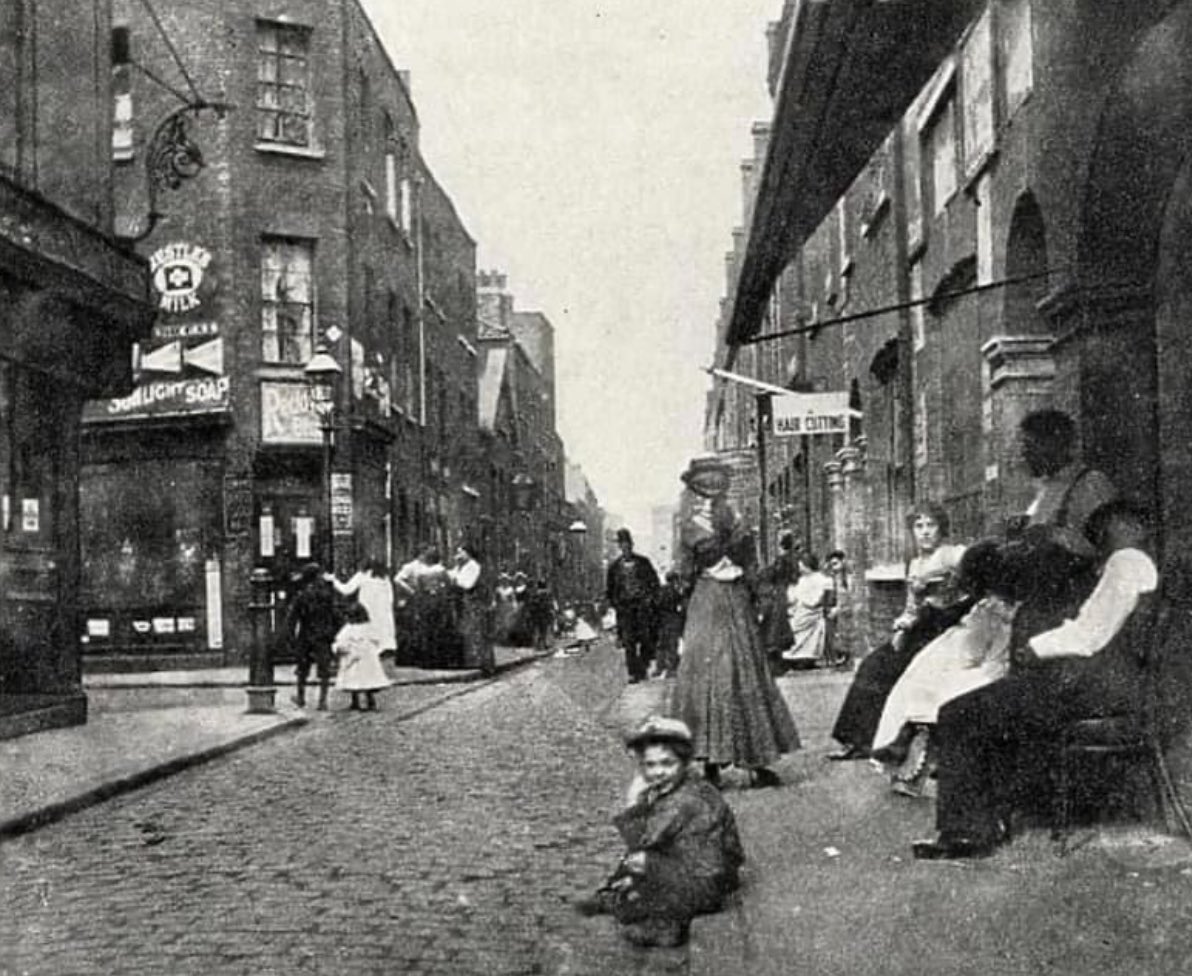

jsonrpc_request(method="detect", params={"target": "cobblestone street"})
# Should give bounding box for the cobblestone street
[1,645,686,976]
[7,641,1192,976]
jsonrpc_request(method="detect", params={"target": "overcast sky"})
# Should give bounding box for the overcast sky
[364,0,777,534]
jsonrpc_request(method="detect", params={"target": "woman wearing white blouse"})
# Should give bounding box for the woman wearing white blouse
[450,543,495,675]
[327,559,396,657]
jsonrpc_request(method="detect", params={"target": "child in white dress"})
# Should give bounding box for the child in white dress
[334,602,392,711]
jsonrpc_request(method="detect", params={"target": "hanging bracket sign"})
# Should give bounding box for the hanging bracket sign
[771,391,854,437]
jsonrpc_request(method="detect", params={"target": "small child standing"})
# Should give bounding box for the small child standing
[333,602,391,711]
[576,716,745,948]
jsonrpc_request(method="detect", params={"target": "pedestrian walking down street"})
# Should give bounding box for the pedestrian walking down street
[285,562,340,711]
[333,602,391,711]
[653,571,687,678]
[606,528,661,683]
[327,558,397,659]
[669,457,799,788]
[575,716,744,948]
[450,542,496,676]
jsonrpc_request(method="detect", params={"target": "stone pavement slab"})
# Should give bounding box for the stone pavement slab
[0,704,307,839]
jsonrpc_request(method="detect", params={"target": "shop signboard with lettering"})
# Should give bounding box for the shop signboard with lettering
[83,238,229,424]
[260,381,322,444]
[331,473,353,535]
[83,375,231,422]
[771,392,852,437]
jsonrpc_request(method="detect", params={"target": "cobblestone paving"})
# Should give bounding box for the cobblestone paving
[0,646,691,976]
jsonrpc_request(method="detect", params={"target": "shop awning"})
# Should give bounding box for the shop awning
[726,0,986,346]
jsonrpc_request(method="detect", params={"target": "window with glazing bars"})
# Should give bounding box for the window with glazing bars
[261,238,315,363]
[256,21,312,146]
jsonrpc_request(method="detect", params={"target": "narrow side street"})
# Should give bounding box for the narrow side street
[3,641,1192,975]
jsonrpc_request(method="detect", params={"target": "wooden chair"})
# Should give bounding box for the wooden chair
[1051,601,1192,854]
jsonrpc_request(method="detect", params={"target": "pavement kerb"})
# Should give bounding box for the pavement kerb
[0,713,310,841]
[1,647,554,843]
[83,647,556,690]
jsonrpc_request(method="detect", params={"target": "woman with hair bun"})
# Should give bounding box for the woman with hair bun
[826,502,971,761]
[669,457,799,789]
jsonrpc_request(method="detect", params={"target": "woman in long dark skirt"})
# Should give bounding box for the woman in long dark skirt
[669,459,799,788]
[827,502,970,761]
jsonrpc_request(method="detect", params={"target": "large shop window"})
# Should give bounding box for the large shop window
[261,237,315,364]
[80,460,221,639]
[256,20,313,147]
[0,362,61,547]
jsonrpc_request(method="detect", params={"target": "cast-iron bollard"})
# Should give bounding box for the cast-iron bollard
[245,567,277,713]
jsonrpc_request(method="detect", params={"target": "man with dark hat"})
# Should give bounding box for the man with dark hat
[606,528,661,683]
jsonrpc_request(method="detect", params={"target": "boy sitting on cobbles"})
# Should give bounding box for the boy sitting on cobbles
[576,716,744,948]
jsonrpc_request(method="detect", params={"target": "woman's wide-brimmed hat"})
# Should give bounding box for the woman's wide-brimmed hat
[680,454,731,498]
[625,715,693,751]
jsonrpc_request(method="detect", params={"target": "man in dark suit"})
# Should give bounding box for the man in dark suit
[606,528,661,683]
[912,501,1157,860]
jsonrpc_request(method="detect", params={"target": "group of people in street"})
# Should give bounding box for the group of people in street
[282,543,502,710]
[579,406,1165,949]
[758,533,850,671]
[823,408,1160,860]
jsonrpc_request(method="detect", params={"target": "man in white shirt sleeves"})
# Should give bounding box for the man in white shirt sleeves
[913,499,1159,860]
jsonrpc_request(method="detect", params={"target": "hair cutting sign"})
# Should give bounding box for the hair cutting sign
[771,392,852,437]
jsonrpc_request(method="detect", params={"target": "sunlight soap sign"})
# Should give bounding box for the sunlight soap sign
[771,392,852,437]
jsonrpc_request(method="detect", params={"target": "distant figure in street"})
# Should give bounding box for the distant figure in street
[449,542,495,675]
[670,458,800,788]
[574,716,744,948]
[285,562,340,711]
[327,558,396,659]
[333,601,391,711]
[493,572,519,643]
[396,546,455,668]
[780,553,834,670]
[606,528,661,683]
[526,578,557,650]
[757,530,801,658]
[823,549,851,667]
[653,571,687,679]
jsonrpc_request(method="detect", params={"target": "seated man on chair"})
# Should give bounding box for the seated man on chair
[913,499,1158,860]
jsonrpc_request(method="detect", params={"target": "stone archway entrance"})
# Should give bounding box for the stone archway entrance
[1071,0,1192,557]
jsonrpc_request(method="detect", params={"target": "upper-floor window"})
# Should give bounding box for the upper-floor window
[256,21,312,147]
[925,96,958,215]
[384,112,398,223]
[112,27,134,160]
[1002,0,1034,118]
[260,237,315,364]
[400,176,413,232]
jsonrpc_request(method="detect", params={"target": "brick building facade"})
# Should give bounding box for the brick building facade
[710,0,1192,649]
[1,0,153,733]
[476,272,568,587]
[78,0,480,665]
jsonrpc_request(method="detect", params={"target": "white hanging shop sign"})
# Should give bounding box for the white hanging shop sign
[771,392,853,437]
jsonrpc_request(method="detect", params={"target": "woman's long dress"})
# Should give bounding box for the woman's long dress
[453,560,496,675]
[331,572,397,653]
[670,529,800,768]
[781,571,832,664]
[829,544,969,752]
[871,594,1016,755]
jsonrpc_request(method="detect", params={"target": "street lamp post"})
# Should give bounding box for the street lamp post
[303,344,342,574]
[567,519,588,604]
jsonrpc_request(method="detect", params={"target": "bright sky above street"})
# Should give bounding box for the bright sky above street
[364,0,777,535]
